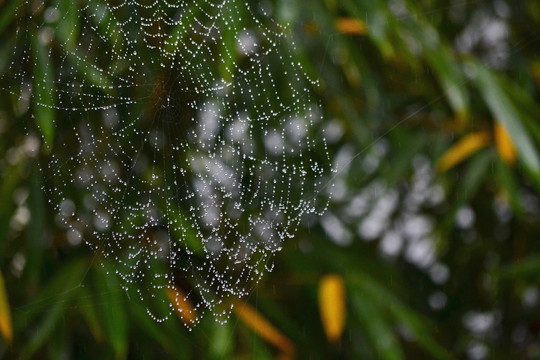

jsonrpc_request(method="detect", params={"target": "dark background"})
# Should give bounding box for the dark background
[1,0,540,359]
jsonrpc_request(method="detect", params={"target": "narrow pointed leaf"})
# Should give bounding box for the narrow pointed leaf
[494,122,517,164]
[318,274,346,343]
[166,286,197,326]
[96,265,128,360]
[0,270,12,343]
[335,18,368,35]
[352,292,404,360]
[471,62,540,175]
[31,30,56,148]
[233,300,295,356]
[437,131,490,172]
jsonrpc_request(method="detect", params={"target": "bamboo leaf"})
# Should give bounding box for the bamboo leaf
[31,29,56,148]
[437,131,491,172]
[0,0,22,35]
[208,320,233,358]
[496,159,523,215]
[471,61,540,175]
[494,122,517,165]
[495,255,540,280]
[219,0,244,83]
[55,0,79,49]
[335,18,368,35]
[424,45,469,120]
[14,259,87,326]
[233,300,295,356]
[19,301,65,360]
[131,303,192,357]
[318,274,346,343]
[166,286,197,326]
[350,271,455,360]
[77,287,104,342]
[0,270,12,343]
[441,150,492,232]
[352,292,404,360]
[96,265,128,360]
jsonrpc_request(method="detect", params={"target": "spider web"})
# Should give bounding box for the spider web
[3,0,333,325]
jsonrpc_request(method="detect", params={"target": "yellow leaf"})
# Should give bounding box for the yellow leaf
[277,353,295,360]
[437,131,491,172]
[531,61,540,88]
[304,21,319,35]
[494,122,517,164]
[166,286,197,326]
[335,18,368,35]
[0,270,12,343]
[318,274,346,343]
[233,300,295,356]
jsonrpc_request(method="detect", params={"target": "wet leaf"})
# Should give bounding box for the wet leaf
[55,0,79,48]
[77,287,104,342]
[131,303,192,357]
[531,61,540,88]
[233,300,295,356]
[19,301,65,360]
[208,320,233,358]
[0,270,12,343]
[0,0,22,35]
[352,292,404,360]
[471,61,540,175]
[335,18,368,35]
[219,0,244,82]
[437,131,491,172]
[96,265,128,360]
[31,29,56,148]
[495,255,540,280]
[350,271,455,360]
[494,122,517,165]
[495,159,523,215]
[424,45,469,121]
[318,274,346,343]
[166,286,197,326]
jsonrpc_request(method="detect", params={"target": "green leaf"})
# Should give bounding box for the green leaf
[55,0,79,48]
[386,131,429,184]
[495,255,540,280]
[19,301,65,360]
[351,291,405,360]
[496,159,523,216]
[131,303,192,357]
[77,287,104,342]
[219,0,244,82]
[0,161,24,252]
[15,262,87,360]
[96,264,128,360]
[164,1,200,54]
[15,259,88,326]
[0,0,23,35]
[166,202,204,255]
[441,149,492,232]
[424,45,469,118]
[25,167,46,283]
[208,319,234,358]
[350,271,455,360]
[83,0,122,51]
[471,61,540,176]
[31,29,56,148]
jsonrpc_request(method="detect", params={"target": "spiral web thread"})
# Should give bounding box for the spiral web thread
[3,0,333,325]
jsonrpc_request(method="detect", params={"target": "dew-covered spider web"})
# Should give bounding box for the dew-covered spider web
[3,0,333,325]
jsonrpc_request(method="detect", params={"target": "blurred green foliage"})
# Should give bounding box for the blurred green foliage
[1,0,540,359]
